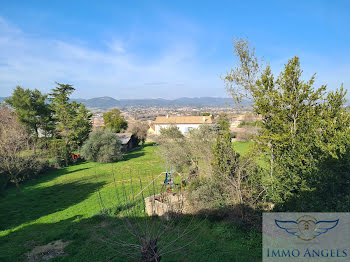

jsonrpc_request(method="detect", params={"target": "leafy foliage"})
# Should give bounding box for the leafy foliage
[5,86,53,154]
[127,121,149,145]
[190,129,264,211]
[217,113,230,132]
[156,126,189,172]
[224,38,350,211]
[70,102,93,148]
[103,108,128,133]
[80,129,123,163]
[49,82,92,165]
[212,131,239,178]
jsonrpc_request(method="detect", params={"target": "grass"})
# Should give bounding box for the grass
[233,141,253,155]
[0,142,261,261]
[233,141,269,169]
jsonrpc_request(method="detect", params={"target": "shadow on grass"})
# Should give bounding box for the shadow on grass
[141,142,156,148]
[122,152,145,161]
[0,180,105,231]
[120,144,156,161]
[34,166,91,184]
[0,211,262,262]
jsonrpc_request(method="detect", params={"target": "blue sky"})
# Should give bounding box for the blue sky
[0,0,349,99]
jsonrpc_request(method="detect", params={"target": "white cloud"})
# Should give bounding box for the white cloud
[106,40,126,54]
[0,17,226,99]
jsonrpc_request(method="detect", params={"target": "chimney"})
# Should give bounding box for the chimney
[203,116,206,123]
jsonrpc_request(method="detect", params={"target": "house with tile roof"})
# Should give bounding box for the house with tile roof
[154,115,213,135]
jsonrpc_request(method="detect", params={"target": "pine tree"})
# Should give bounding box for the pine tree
[5,86,53,154]
[49,82,92,165]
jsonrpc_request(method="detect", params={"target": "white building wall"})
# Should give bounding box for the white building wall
[155,124,201,135]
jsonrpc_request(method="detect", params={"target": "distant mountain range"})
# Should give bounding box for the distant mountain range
[3,95,350,111]
[72,96,241,109]
[0,96,247,110]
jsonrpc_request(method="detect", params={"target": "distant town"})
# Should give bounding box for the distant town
[87,97,255,135]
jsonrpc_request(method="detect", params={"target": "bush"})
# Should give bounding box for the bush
[188,177,227,210]
[80,129,123,163]
[48,137,72,166]
[17,156,50,180]
[0,155,50,193]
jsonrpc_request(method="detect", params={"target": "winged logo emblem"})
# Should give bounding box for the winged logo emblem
[275,215,339,241]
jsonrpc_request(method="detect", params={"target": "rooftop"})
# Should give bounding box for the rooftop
[154,115,212,124]
[115,133,133,144]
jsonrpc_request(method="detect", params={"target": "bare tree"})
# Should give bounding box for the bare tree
[0,105,31,193]
[222,37,262,104]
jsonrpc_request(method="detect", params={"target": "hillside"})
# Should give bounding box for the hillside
[0,143,261,261]
[1,96,247,110]
[73,96,243,110]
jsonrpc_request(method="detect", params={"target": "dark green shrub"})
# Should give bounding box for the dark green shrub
[80,129,123,163]
[0,170,8,195]
[188,177,227,210]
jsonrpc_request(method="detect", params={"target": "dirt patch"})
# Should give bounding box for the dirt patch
[26,240,71,262]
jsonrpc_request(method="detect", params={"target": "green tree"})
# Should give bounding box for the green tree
[224,38,350,208]
[103,108,128,133]
[49,82,92,165]
[212,131,239,183]
[156,126,189,172]
[159,125,183,139]
[217,113,230,131]
[5,86,53,154]
[80,129,122,163]
[70,102,93,148]
[49,83,75,146]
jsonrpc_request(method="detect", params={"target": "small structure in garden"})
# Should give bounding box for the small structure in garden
[116,132,139,152]
[143,169,189,219]
[144,193,188,220]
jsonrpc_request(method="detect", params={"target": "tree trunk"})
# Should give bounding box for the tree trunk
[140,239,161,262]
[270,145,274,180]
[33,130,39,155]
[33,139,37,155]
[15,181,21,195]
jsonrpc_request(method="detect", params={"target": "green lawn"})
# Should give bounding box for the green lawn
[0,143,261,261]
[233,141,253,155]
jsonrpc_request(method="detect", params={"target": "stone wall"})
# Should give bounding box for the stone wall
[144,193,188,219]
